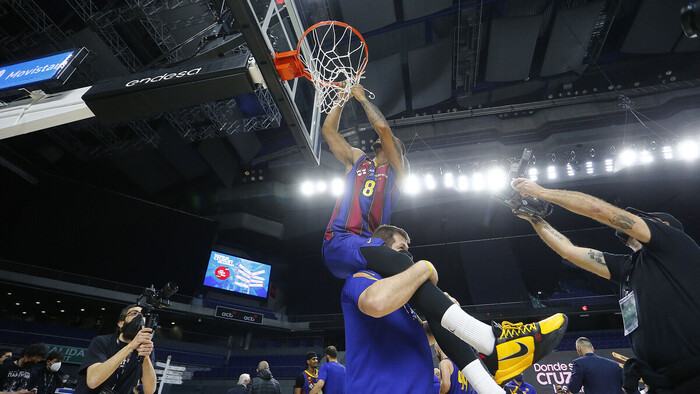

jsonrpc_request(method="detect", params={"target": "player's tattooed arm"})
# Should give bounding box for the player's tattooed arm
[608,213,635,230]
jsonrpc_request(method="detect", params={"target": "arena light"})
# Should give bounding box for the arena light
[472,172,485,191]
[425,174,437,190]
[300,180,314,196]
[330,178,344,196]
[566,163,575,177]
[585,161,594,174]
[605,159,614,172]
[486,167,507,192]
[443,172,455,188]
[457,174,468,192]
[678,139,699,161]
[404,174,421,195]
[639,150,653,164]
[619,149,637,166]
[662,146,673,160]
[528,167,538,181]
[316,181,327,193]
[547,165,557,180]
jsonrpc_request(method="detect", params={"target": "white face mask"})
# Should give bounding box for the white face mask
[50,362,61,372]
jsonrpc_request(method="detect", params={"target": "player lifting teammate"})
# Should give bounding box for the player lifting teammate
[321,85,568,391]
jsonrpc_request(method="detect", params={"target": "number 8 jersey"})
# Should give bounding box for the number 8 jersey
[324,155,401,241]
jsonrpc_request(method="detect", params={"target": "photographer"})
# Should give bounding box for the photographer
[74,305,156,394]
[511,178,700,393]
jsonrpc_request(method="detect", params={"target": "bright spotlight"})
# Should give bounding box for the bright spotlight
[472,172,485,191]
[425,174,436,190]
[404,174,421,195]
[443,172,455,188]
[566,163,575,177]
[662,146,673,160]
[619,149,637,166]
[486,167,507,192]
[639,150,653,164]
[457,174,468,192]
[316,181,327,193]
[528,167,538,181]
[678,139,699,161]
[331,178,344,196]
[605,159,614,172]
[300,180,314,196]
[547,166,557,180]
[585,161,594,174]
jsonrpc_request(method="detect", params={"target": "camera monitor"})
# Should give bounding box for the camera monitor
[203,251,271,298]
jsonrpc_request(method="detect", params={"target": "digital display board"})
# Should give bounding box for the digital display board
[203,251,271,298]
[0,50,79,91]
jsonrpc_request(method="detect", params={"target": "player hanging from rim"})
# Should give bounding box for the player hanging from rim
[321,84,568,390]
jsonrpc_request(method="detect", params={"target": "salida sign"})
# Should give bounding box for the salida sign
[46,344,87,364]
[214,306,263,325]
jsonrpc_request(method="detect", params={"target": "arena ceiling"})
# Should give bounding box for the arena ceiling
[1,0,700,331]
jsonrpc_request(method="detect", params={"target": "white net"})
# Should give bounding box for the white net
[297,22,370,114]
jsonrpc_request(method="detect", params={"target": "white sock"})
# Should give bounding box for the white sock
[462,359,505,394]
[441,303,496,355]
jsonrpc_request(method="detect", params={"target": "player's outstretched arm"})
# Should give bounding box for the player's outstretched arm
[512,178,651,243]
[321,100,364,171]
[358,260,437,318]
[351,85,408,181]
[516,214,611,279]
[308,379,324,394]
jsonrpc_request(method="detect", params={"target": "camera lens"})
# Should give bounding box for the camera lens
[681,3,700,38]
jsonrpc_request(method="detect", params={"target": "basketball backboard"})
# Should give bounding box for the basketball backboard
[228,0,322,166]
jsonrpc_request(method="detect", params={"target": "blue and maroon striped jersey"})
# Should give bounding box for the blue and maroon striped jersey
[324,155,400,241]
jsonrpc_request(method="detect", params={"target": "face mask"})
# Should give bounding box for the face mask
[50,362,61,372]
[120,314,144,340]
[398,249,414,261]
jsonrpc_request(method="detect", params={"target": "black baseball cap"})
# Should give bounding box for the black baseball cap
[306,352,317,360]
[513,374,523,382]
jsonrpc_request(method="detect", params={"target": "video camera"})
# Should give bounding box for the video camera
[135,282,178,362]
[493,148,553,220]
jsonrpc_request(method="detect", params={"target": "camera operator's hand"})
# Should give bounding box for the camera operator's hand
[512,209,535,223]
[128,327,154,355]
[511,177,547,198]
[443,292,459,305]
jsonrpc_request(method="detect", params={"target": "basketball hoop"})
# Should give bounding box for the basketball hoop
[274,21,369,114]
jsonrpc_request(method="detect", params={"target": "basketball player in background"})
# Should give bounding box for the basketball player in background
[321,85,567,392]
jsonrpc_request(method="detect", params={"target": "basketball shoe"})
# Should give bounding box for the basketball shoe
[481,313,568,384]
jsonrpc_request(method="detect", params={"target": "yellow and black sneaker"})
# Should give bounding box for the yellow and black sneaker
[481,313,568,384]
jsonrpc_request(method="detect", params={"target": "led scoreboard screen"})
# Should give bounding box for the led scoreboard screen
[203,251,271,298]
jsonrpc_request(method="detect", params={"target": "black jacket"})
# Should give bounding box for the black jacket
[249,369,281,394]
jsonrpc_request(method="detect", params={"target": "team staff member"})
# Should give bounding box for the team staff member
[322,86,567,387]
[567,337,622,394]
[309,346,345,394]
[294,352,318,394]
[75,304,156,394]
[435,344,476,394]
[0,344,46,394]
[32,351,66,394]
[511,178,700,393]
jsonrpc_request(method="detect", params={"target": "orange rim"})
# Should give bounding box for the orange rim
[296,20,368,87]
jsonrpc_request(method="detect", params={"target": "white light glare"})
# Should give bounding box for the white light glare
[330,178,344,196]
[425,174,437,190]
[404,174,421,195]
[443,172,454,188]
[316,181,327,193]
[300,180,314,196]
[487,168,507,192]
[639,150,653,164]
[547,166,557,180]
[619,149,637,166]
[457,175,468,192]
[528,167,538,181]
[678,139,699,161]
[662,146,673,160]
[472,172,485,191]
[566,163,575,177]
[585,161,594,174]
[605,159,614,172]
